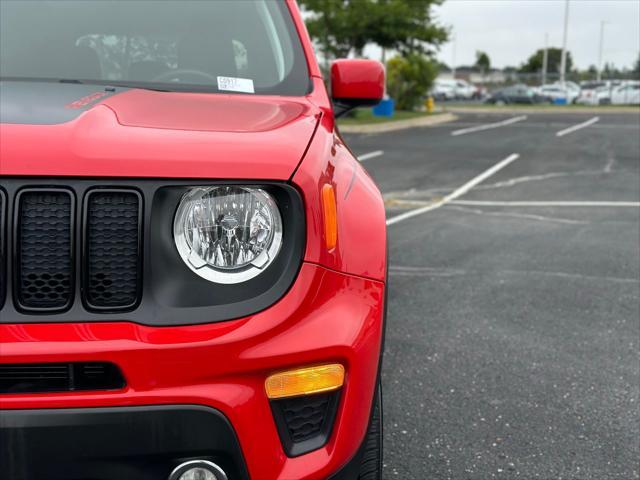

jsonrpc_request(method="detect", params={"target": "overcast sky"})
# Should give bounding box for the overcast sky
[432,0,640,70]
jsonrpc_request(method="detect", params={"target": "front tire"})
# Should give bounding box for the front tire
[357,384,383,479]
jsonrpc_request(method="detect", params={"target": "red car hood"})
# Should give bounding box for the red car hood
[0,83,319,180]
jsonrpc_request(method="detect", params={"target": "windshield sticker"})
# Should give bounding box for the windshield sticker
[217,76,255,94]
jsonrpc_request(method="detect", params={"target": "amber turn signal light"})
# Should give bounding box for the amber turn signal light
[265,364,345,399]
[321,184,337,251]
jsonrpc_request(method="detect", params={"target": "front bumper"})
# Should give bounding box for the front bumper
[0,263,385,480]
[0,405,247,480]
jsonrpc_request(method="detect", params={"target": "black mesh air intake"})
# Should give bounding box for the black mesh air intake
[84,190,142,311]
[271,391,340,457]
[0,362,126,394]
[16,190,73,311]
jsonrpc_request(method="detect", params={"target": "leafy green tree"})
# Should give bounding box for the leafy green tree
[633,53,640,76]
[475,51,490,73]
[299,0,447,62]
[520,48,573,74]
[386,53,438,110]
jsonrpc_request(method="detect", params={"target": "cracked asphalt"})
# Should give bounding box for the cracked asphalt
[342,111,640,480]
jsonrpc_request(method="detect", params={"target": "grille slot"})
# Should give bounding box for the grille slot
[16,190,73,311]
[271,391,340,456]
[0,362,126,394]
[84,190,142,311]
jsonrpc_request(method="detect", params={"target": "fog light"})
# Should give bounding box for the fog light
[265,363,345,399]
[168,460,228,480]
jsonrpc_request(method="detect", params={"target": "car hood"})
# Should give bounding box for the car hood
[0,81,319,180]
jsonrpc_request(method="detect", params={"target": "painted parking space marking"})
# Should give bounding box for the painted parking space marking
[556,116,600,137]
[450,200,640,207]
[358,150,384,162]
[451,115,527,136]
[386,153,520,226]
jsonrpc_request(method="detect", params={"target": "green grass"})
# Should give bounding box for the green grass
[337,109,437,125]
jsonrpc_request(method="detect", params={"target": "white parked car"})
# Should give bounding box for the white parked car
[431,78,479,100]
[538,83,580,103]
[454,79,477,99]
[576,85,611,105]
[610,82,640,105]
[431,79,457,100]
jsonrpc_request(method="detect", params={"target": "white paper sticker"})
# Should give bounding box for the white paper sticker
[217,76,255,94]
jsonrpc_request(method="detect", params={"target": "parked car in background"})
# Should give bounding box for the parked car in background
[431,78,457,100]
[485,84,551,105]
[577,84,611,105]
[537,83,580,104]
[431,78,481,101]
[563,81,581,98]
[610,81,640,105]
[454,79,476,99]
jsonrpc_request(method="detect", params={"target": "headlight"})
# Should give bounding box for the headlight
[173,186,283,284]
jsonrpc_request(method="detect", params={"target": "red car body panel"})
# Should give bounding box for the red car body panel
[0,264,384,479]
[0,95,319,181]
[0,1,386,479]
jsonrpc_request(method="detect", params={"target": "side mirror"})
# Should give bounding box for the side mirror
[331,59,385,118]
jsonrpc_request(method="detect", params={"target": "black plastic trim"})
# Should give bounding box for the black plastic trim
[0,188,6,309]
[0,178,305,326]
[82,188,144,313]
[0,361,126,394]
[13,187,75,314]
[333,97,382,118]
[0,404,249,480]
[271,390,341,457]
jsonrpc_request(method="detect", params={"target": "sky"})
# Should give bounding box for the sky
[432,0,640,70]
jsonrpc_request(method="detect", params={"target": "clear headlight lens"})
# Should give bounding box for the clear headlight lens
[173,186,283,284]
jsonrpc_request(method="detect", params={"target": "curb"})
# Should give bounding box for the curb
[338,113,458,134]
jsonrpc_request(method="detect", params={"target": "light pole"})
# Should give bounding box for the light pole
[559,0,570,85]
[597,21,608,82]
[451,34,457,79]
[542,32,549,85]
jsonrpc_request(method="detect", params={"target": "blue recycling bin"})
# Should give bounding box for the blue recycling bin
[373,98,395,117]
[553,97,568,105]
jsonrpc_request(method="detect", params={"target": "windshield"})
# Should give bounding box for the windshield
[0,0,310,95]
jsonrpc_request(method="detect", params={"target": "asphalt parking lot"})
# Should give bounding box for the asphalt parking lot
[343,111,640,480]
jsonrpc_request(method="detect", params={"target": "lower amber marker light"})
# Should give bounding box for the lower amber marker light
[265,364,345,399]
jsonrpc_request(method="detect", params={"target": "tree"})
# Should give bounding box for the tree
[299,0,448,62]
[633,53,640,76]
[386,53,438,110]
[520,48,573,74]
[475,51,490,73]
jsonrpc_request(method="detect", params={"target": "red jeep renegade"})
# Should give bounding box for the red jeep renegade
[0,1,387,479]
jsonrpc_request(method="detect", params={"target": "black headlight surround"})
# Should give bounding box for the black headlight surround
[150,183,305,312]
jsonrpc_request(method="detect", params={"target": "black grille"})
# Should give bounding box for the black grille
[282,394,331,442]
[0,362,126,394]
[16,190,73,311]
[271,391,340,456]
[84,191,142,310]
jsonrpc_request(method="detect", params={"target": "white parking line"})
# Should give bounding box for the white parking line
[451,116,527,136]
[451,200,640,207]
[358,150,384,161]
[556,116,600,137]
[386,153,520,226]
